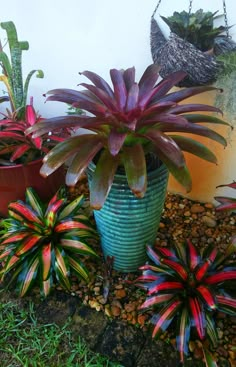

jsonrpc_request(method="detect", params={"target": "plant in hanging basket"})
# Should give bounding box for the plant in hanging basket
[0,187,98,297]
[160,9,230,52]
[150,4,236,87]
[26,64,230,209]
[134,239,236,364]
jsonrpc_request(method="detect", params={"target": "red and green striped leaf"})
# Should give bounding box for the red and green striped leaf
[41,243,52,281]
[195,247,217,281]
[148,280,184,295]
[216,294,236,315]
[205,270,236,284]
[176,307,191,363]
[15,234,41,256]
[54,247,70,290]
[67,255,90,282]
[60,238,97,257]
[8,201,43,225]
[41,276,53,297]
[206,314,218,348]
[186,239,200,271]
[45,198,65,228]
[25,187,45,218]
[151,298,182,338]
[18,257,39,297]
[139,294,174,309]
[196,285,217,310]
[189,297,205,340]
[1,232,29,245]
[58,195,84,220]
[160,258,188,281]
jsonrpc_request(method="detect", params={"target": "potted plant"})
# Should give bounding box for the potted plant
[0,187,98,297]
[27,64,230,271]
[150,6,236,87]
[0,21,70,217]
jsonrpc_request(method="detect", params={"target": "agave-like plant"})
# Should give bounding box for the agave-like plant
[27,64,230,209]
[214,181,236,211]
[134,240,236,364]
[0,187,98,297]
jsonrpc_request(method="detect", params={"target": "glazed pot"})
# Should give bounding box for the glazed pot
[0,159,65,217]
[87,160,169,272]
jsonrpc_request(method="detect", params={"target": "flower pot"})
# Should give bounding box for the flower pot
[87,161,169,272]
[0,159,65,217]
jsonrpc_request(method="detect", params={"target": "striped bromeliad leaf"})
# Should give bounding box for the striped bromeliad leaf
[215,181,236,211]
[135,239,236,365]
[0,186,98,297]
[26,64,230,209]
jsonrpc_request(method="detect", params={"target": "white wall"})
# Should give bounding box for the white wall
[1,0,235,117]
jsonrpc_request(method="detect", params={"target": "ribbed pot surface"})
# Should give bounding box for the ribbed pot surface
[87,162,168,272]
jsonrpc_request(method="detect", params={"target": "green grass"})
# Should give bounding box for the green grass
[0,299,122,367]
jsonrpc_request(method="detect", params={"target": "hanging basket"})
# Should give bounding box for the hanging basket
[150,1,236,87]
[151,18,223,87]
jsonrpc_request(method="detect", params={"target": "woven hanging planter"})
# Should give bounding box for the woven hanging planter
[150,1,236,87]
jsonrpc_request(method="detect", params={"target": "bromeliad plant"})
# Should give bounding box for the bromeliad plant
[134,240,236,364]
[0,187,98,297]
[0,21,70,165]
[26,64,230,209]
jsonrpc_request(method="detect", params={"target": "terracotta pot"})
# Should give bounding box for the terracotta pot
[0,159,65,217]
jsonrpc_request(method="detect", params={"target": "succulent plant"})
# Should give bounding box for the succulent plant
[0,187,98,297]
[160,9,229,52]
[134,240,236,364]
[0,21,71,165]
[27,64,230,209]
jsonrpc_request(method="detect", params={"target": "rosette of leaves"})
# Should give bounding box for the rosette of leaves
[134,240,236,364]
[26,64,230,209]
[0,187,98,297]
[160,9,229,52]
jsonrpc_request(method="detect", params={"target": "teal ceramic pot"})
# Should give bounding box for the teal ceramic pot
[87,160,169,272]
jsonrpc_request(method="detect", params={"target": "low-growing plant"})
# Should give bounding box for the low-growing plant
[134,239,236,364]
[0,187,98,297]
[215,181,236,211]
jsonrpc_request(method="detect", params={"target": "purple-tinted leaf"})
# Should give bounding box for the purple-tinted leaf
[143,129,192,191]
[123,67,135,92]
[183,113,230,127]
[40,134,103,179]
[137,113,189,130]
[158,86,220,104]
[152,298,182,338]
[176,308,191,363]
[110,68,127,110]
[79,83,119,112]
[138,64,160,107]
[108,129,127,156]
[122,144,147,198]
[139,101,177,119]
[125,83,139,112]
[170,135,217,164]
[189,297,205,340]
[79,70,114,98]
[169,104,222,115]
[90,149,120,210]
